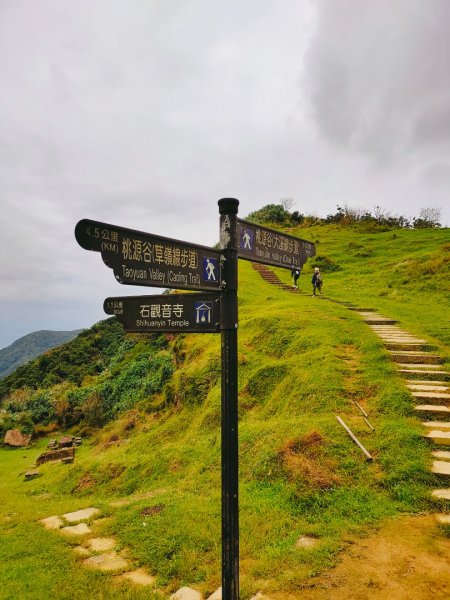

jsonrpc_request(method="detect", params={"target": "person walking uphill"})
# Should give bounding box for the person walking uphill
[291,266,301,289]
[312,267,323,296]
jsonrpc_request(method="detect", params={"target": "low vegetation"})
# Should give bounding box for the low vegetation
[247,201,443,231]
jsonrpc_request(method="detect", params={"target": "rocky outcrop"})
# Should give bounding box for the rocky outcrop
[4,429,32,447]
[36,446,74,465]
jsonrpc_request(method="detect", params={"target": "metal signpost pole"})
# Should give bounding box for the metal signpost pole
[218,198,239,600]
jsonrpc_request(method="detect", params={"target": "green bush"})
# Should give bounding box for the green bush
[246,204,290,224]
[100,352,174,416]
[26,392,55,425]
[312,255,341,272]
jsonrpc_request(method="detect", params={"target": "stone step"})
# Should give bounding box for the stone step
[398,368,449,380]
[422,421,450,431]
[381,339,428,344]
[349,307,376,311]
[170,587,202,600]
[436,514,450,524]
[406,380,449,387]
[377,337,423,342]
[83,552,129,572]
[384,342,431,351]
[412,391,450,403]
[385,341,429,346]
[376,338,414,342]
[424,430,450,446]
[367,324,401,328]
[364,318,398,325]
[373,328,420,332]
[369,325,406,329]
[407,383,449,391]
[398,363,445,370]
[389,351,442,364]
[431,489,450,501]
[371,328,416,333]
[432,461,450,477]
[370,331,406,335]
[370,330,419,335]
[433,451,450,460]
[415,405,450,419]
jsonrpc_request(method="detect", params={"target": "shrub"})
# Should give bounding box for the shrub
[246,204,290,224]
[26,392,55,424]
[312,255,341,272]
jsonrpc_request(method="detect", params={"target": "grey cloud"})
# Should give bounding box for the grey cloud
[421,162,450,186]
[414,100,450,146]
[305,0,450,161]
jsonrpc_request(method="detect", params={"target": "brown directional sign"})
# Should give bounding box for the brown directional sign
[104,293,220,333]
[75,219,222,292]
[237,218,315,269]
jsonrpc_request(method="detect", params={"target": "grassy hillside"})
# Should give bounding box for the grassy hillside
[281,224,450,348]
[0,224,449,599]
[0,329,83,379]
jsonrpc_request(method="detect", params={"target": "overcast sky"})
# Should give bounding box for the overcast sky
[1,0,449,349]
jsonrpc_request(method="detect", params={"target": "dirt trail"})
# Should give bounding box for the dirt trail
[270,515,450,600]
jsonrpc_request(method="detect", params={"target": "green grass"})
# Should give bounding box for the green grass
[0,224,449,598]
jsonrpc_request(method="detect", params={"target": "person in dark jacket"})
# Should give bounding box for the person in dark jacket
[312,267,323,296]
[291,266,301,289]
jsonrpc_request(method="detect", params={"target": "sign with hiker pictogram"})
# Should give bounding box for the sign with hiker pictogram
[104,293,221,333]
[75,201,316,600]
[237,218,315,269]
[75,219,222,292]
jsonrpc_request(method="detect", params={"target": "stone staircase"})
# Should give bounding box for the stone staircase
[251,262,300,293]
[359,309,450,502]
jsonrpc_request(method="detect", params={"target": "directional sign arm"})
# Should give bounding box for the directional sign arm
[104,294,221,333]
[236,218,315,270]
[75,218,223,292]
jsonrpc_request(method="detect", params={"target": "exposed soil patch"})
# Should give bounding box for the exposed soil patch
[141,504,165,516]
[268,515,450,600]
[279,432,341,490]
[73,473,96,492]
[109,489,167,507]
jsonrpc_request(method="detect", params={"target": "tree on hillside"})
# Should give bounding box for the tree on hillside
[280,197,295,212]
[413,207,442,229]
[246,204,289,224]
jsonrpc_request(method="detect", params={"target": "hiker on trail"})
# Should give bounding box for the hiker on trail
[312,267,323,296]
[291,266,301,289]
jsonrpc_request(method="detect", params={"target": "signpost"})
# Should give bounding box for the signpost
[237,218,315,269]
[104,293,220,333]
[218,199,239,600]
[76,202,315,600]
[75,218,222,292]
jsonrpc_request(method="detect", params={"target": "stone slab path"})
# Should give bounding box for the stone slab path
[41,500,269,599]
[39,506,156,588]
[63,507,100,522]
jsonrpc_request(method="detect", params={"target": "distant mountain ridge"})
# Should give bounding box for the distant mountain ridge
[0,329,83,379]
